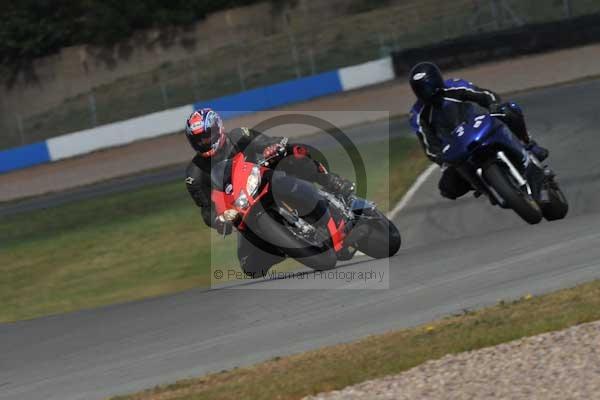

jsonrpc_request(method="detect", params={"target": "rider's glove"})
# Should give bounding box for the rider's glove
[324,173,356,201]
[262,143,286,161]
[429,153,443,165]
[215,215,233,236]
[489,102,503,115]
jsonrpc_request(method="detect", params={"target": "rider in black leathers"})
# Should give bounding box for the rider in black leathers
[184,108,355,277]
[408,62,549,200]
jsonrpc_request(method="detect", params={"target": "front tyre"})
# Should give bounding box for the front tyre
[483,163,543,224]
[355,210,401,258]
[252,211,337,271]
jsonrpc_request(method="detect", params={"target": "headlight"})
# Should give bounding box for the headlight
[234,192,249,209]
[246,166,261,196]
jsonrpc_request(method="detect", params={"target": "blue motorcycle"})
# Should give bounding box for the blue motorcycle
[440,113,568,224]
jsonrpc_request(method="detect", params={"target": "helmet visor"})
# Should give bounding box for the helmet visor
[199,127,220,144]
[195,126,222,153]
[418,81,441,101]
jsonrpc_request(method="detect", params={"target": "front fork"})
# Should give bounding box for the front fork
[497,151,533,196]
[466,151,534,207]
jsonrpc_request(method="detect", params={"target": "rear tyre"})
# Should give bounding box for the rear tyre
[483,163,543,225]
[355,210,401,259]
[541,186,569,221]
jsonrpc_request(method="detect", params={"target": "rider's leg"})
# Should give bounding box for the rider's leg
[276,149,355,201]
[493,102,549,161]
[270,172,329,224]
[237,230,285,278]
[270,171,346,257]
[275,149,322,182]
[438,167,472,200]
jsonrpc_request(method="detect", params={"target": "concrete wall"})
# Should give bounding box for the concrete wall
[0,57,395,173]
[0,0,368,121]
[2,0,490,147]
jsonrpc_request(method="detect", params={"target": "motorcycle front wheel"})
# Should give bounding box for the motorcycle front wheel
[252,210,337,271]
[483,163,543,224]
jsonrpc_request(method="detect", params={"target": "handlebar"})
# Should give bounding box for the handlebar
[258,139,288,167]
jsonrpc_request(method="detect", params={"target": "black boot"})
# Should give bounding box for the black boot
[323,173,356,202]
[526,141,549,162]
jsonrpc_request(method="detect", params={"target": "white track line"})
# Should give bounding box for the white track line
[387,164,438,220]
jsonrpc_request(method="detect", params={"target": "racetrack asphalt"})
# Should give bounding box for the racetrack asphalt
[1,79,600,400]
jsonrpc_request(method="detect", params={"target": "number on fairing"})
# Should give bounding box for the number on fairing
[473,115,486,129]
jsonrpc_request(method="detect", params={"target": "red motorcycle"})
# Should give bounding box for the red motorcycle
[211,150,401,272]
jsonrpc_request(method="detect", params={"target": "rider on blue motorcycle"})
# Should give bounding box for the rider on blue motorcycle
[408,62,549,200]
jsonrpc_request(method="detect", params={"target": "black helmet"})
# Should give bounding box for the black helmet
[409,62,445,103]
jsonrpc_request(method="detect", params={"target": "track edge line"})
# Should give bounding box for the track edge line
[387,164,437,220]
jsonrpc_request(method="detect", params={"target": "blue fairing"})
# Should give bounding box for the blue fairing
[441,114,527,166]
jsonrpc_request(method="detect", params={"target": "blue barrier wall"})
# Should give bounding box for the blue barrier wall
[194,71,343,119]
[0,142,50,174]
[1,59,393,175]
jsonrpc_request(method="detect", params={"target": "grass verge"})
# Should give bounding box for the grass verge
[0,136,428,322]
[111,279,600,400]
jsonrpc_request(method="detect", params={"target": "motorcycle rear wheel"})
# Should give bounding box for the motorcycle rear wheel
[541,186,569,221]
[355,210,401,259]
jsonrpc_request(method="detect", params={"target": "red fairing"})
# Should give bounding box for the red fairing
[210,153,271,228]
[231,155,248,200]
[211,190,230,216]
[326,217,346,252]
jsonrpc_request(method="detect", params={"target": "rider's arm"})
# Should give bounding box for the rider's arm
[410,104,443,164]
[283,143,356,197]
[416,135,440,164]
[229,126,321,176]
[185,163,218,228]
[442,80,501,109]
[228,127,282,151]
[232,127,354,195]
